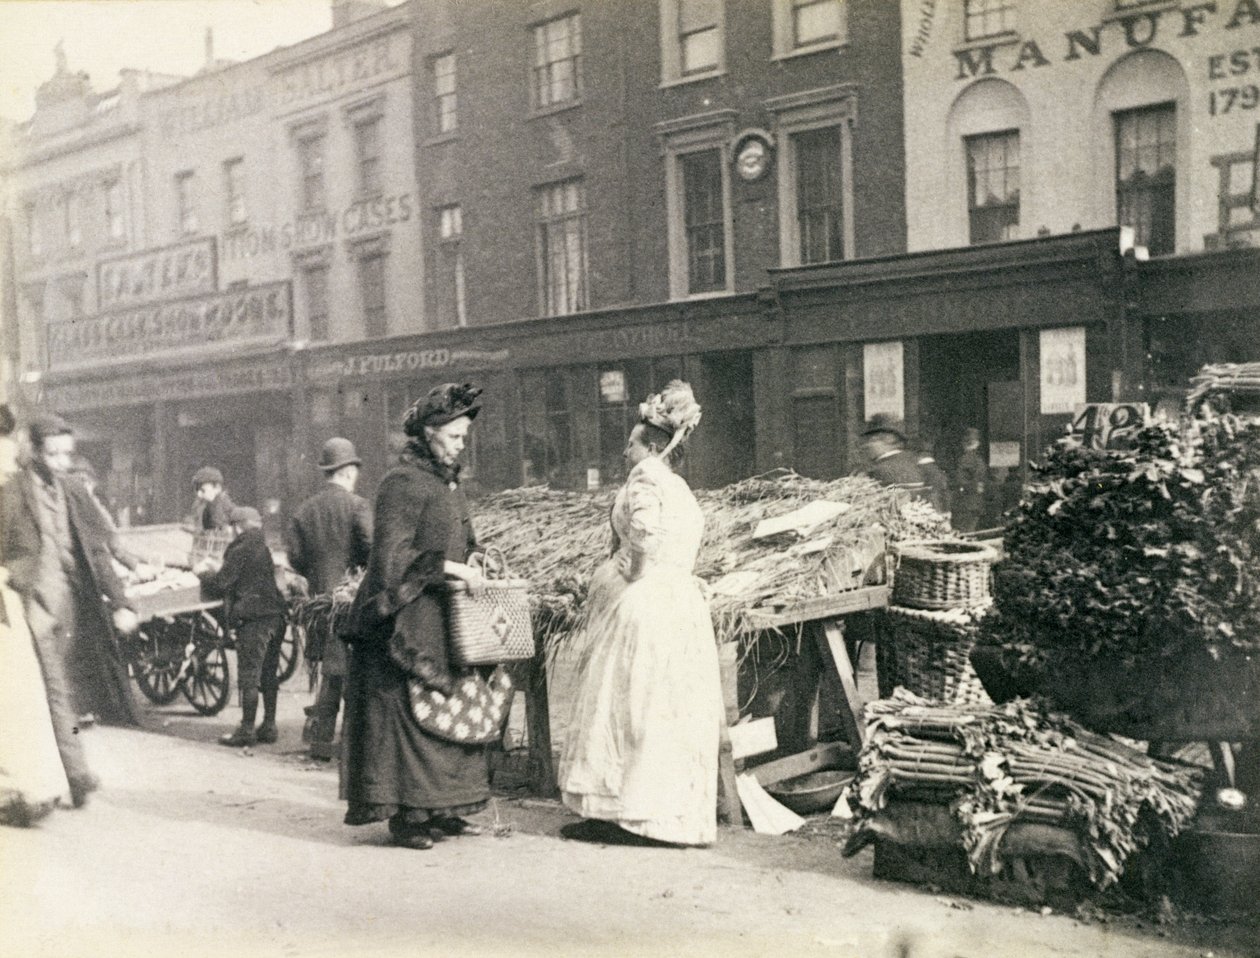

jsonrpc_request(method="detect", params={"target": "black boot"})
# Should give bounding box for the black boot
[255,689,278,744]
[221,688,259,747]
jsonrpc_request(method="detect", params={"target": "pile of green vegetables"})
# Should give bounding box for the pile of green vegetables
[982,413,1260,667]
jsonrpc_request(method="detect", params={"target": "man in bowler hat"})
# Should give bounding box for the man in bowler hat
[287,438,373,760]
[860,414,928,499]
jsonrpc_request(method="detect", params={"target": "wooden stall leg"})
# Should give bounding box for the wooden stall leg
[817,619,866,748]
[716,641,743,826]
[779,623,824,754]
[525,646,558,798]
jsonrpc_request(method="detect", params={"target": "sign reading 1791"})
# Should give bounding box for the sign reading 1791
[1207,46,1260,114]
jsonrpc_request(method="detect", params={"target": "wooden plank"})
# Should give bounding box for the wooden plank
[717,721,742,825]
[749,585,890,629]
[818,619,865,748]
[750,741,856,786]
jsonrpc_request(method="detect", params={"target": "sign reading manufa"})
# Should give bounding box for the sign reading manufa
[47,282,292,370]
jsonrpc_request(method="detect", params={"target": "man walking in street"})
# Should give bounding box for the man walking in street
[0,413,141,806]
[859,414,928,500]
[195,506,288,747]
[287,438,372,761]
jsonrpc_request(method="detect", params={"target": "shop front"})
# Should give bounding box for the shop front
[296,295,775,498]
[768,228,1128,525]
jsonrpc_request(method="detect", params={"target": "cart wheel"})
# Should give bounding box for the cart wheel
[276,623,303,685]
[183,642,231,716]
[131,620,184,705]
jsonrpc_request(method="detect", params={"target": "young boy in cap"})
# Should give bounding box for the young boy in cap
[195,506,288,746]
[191,466,235,531]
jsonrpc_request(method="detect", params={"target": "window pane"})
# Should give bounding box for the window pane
[794,0,840,46]
[305,266,329,340]
[359,255,387,337]
[681,150,725,292]
[963,0,1015,40]
[532,14,582,107]
[966,129,1020,244]
[537,179,588,316]
[1115,104,1175,255]
[794,126,844,263]
[681,28,720,73]
[679,0,720,33]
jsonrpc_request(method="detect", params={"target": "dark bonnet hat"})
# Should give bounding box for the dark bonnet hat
[402,383,482,437]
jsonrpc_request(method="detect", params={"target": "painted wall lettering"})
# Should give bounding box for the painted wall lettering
[48,281,292,369]
[97,237,217,310]
[220,194,413,260]
[955,1,1260,79]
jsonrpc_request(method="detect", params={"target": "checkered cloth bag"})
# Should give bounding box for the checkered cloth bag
[445,547,534,666]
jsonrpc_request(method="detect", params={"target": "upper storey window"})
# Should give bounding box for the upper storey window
[532,13,583,108]
[963,0,1015,41]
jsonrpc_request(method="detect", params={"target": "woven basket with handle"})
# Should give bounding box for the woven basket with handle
[446,546,534,667]
[876,604,992,707]
[892,540,996,610]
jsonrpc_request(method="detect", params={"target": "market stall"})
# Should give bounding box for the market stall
[117,526,305,717]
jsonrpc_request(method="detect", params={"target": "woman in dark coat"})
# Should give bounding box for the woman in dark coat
[341,384,492,850]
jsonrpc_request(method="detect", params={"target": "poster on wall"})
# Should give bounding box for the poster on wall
[1039,326,1086,415]
[863,340,904,422]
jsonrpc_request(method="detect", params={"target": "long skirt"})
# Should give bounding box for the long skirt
[0,580,69,826]
[559,558,722,846]
[340,639,489,825]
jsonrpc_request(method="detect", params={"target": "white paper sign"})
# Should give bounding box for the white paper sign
[863,340,904,421]
[989,440,1021,468]
[1039,327,1086,415]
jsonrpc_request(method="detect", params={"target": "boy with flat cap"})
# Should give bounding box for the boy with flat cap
[191,466,236,531]
[195,506,288,747]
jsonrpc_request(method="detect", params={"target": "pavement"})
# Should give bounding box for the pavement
[1,678,1257,958]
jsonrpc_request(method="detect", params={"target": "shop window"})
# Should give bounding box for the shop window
[175,171,198,235]
[303,263,330,341]
[297,133,327,211]
[103,179,125,241]
[433,53,457,134]
[354,116,383,197]
[1115,103,1175,256]
[521,369,574,486]
[436,204,466,328]
[536,179,588,317]
[661,0,724,82]
[963,0,1015,41]
[681,149,728,293]
[532,13,582,109]
[596,358,685,486]
[224,158,247,227]
[793,126,845,263]
[357,252,388,338]
[965,129,1020,245]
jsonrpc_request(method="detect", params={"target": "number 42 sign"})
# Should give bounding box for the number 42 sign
[1069,402,1150,450]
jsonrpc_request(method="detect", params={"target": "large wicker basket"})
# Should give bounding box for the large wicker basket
[893,540,996,610]
[877,604,993,706]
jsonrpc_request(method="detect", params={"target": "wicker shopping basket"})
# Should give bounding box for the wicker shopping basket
[876,604,993,706]
[892,540,996,610]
